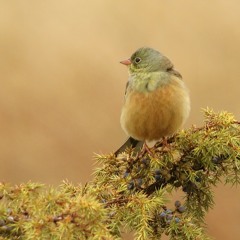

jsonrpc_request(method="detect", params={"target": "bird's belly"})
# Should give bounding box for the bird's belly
[120,80,190,141]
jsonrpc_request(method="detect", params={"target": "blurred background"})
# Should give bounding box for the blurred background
[0,0,240,239]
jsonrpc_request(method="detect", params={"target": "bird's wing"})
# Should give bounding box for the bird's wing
[167,67,182,79]
[124,81,130,96]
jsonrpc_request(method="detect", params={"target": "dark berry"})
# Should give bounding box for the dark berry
[212,155,226,164]
[175,217,181,223]
[174,200,181,208]
[165,209,172,214]
[166,214,173,220]
[195,176,201,182]
[127,181,134,190]
[178,206,186,213]
[212,156,220,164]
[192,162,204,170]
[160,212,166,218]
[0,220,5,226]
[174,181,182,187]
[182,185,188,193]
[123,171,129,178]
[155,170,161,175]
[141,158,150,167]
[0,225,10,232]
[136,178,143,187]
[182,182,195,193]
[155,174,162,181]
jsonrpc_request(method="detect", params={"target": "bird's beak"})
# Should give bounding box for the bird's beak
[120,59,132,66]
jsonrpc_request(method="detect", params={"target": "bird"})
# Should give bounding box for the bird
[115,47,190,156]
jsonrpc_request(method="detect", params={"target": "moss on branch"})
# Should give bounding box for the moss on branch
[0,109,240,239]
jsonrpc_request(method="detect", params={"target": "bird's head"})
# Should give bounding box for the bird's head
[120,47,173,74]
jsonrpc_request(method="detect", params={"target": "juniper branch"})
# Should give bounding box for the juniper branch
[0,109,239,239]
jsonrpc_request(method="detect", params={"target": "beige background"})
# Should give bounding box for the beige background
[0,0,240,239]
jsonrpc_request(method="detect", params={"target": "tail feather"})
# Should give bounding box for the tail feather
[114,137,143,156]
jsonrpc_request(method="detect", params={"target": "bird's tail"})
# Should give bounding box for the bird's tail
[114,137,143,156]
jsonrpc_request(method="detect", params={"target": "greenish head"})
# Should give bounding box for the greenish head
[121,47,173,74]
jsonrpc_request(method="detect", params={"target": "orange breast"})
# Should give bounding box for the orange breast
[120,78,190,141]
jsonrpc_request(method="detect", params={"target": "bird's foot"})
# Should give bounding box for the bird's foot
[137,142,153,159]
[154,137,171,152]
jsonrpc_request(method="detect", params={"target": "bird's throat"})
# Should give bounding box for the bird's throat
[129,72,170,93]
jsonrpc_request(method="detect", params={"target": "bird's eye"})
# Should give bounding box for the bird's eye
[135,57,141,63]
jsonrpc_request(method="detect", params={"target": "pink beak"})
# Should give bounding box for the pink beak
[120,59,131,65]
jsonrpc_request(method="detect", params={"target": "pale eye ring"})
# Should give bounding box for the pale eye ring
[135,57,141,63]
